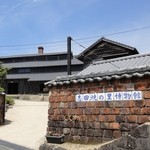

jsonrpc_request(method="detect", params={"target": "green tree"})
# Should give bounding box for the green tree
[0,63,7,92]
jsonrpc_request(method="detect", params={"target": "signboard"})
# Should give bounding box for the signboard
[75,91,142,102]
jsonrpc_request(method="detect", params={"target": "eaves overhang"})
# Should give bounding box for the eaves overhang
[45,66,150,87]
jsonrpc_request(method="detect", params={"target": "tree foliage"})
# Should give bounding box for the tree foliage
[0,63,7,92]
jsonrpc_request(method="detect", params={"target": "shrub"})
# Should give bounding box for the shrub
[5,96,15,105]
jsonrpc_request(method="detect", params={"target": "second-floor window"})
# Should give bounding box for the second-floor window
[18,68,30,73]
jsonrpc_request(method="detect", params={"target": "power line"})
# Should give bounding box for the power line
[0,40,66,48]
[71,38,87,49]
[0,25,150,48]
[75,26,150,41]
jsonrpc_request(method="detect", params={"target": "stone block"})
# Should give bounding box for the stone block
[93,122,101,129]
[144,91,150,99]
[93,129,103,137]
[78,129,86,136]
[130,108,141,115]
[48,108,54,115]
[58,102,65,108]
[137,115,149,123]
[99,115,105,122]
[79,115,86,122]
[100,108,111,115]
[80,136,89,144]
[64,135,73,141]
[109,123,120,130]
[134,82,147,90]
[70,128,78,136]
[115,115,125,123]
[111,108,120,115]
[141,107,150,115]
[130,123,149,138]
[113,130,121,139]
[120,123,131,131]
[68,102,77,109]
[145,99,150,106]
[120,108,129,115]
[126,115,137,123]
[87,129,94,136]
[95,101,105,108]
[51,102,59,109]
[86,115,95,122]
[73,135,81,142]
[75,108,83,115]
[101,123,110,129]
[84,108,92,115]
[103,130,113,138]
[91,108,100,115]
[76,102,86,108]
[114,135,136,150]
[83,122,92,129]
[105,115,115,122]
[115,84,127,91]
[55,121,62,127]
[67,95,75,102]
[86,102,97,108]
[134,100,145,107]
[63,128,70,135]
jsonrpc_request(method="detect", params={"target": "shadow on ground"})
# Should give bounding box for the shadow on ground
[0,139,34,150]
[0,119,12,126]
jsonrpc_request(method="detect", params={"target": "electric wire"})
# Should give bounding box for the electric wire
[0,25,150,49]
[71,38,87,49]
[75,26,150,41]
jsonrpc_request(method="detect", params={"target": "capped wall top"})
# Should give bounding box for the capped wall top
[45,53,150,87]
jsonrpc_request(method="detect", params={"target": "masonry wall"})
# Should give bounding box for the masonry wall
[47,76,150,143]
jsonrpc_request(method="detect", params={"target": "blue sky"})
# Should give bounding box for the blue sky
[0,0,150,56]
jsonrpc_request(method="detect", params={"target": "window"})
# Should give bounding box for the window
[18,68,30,73]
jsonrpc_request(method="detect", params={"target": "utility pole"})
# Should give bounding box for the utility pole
[67,36,72,75]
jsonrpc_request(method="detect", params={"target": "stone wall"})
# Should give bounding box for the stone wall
[47,76,150,143]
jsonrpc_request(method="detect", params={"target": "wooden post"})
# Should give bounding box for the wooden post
[67,36,72,75]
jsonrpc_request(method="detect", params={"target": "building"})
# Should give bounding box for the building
[77,37,139,68]
[1,47,83,94]
[1,38,139,94]
[46,53,150,143]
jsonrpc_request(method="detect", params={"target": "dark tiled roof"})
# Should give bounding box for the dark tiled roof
[78,53,150,76]
[0,51,67,59]
[6,71,80,81]
[3,58,83,68]
[45,53,150,86]
[77,37,139,59]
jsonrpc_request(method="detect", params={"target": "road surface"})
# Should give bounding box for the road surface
[0,100,49,150]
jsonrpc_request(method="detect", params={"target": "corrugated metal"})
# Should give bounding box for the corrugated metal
[3,58,83,69]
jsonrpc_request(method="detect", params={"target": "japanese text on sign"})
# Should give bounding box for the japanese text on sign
[75,91,142,102]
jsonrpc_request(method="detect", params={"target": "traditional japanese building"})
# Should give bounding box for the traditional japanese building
[46,53,150,143]
[1,47,83,94]
[77,37,139,68]
[1,37,139,94]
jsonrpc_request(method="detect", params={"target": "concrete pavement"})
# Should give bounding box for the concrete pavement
[0,100,49,150]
